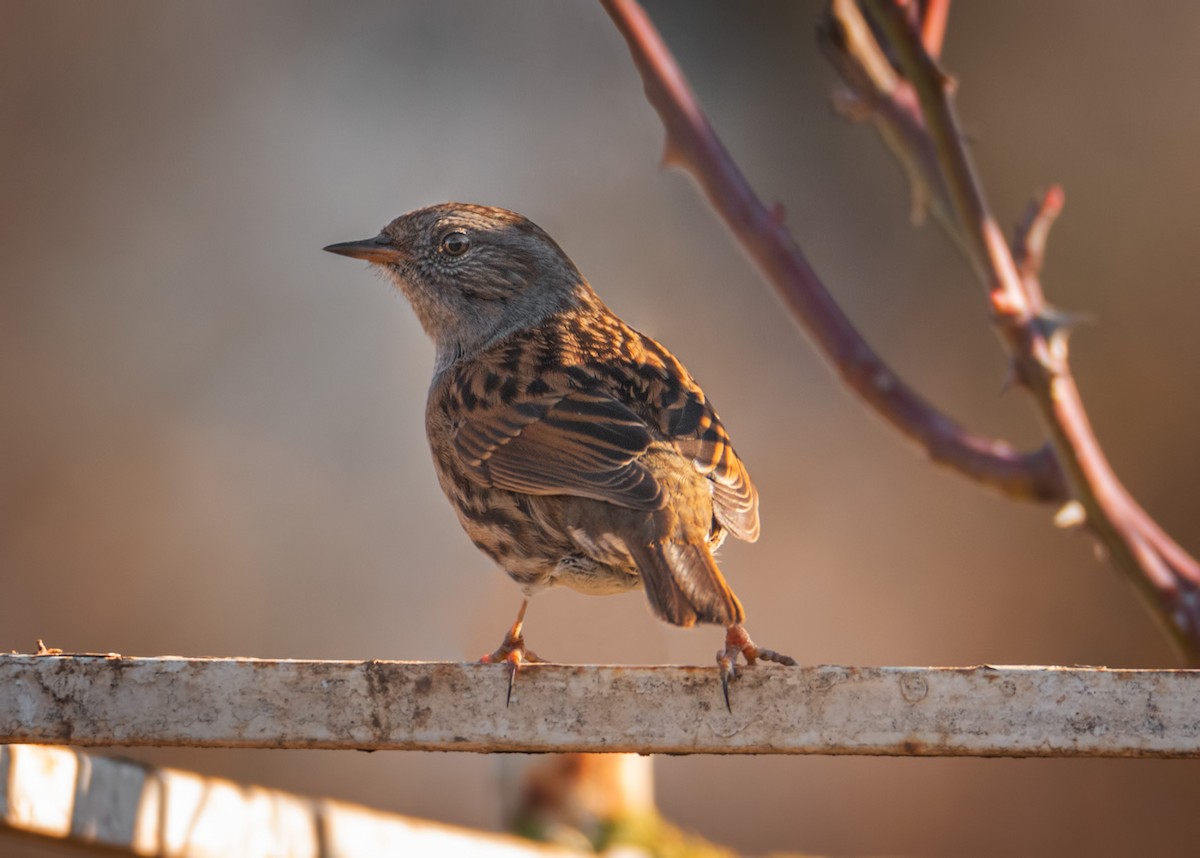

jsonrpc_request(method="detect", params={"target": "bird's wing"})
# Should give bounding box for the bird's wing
[454,389,665,511]
[652,360,761,543]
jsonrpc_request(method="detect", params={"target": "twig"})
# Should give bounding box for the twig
[599,0,1200,659]
[598,0,1066,502]
[857,0,1200,659]
[1012,185,1064,292]
[919,0,951,59]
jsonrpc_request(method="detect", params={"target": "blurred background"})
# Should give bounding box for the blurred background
[3,1,1199,855]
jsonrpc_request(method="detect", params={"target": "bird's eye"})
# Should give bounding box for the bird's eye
[439,231,470,257]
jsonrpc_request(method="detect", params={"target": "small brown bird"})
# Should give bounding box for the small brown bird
[325,203,793,707]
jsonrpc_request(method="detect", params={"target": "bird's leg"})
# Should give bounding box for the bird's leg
[479,599,544,705]
[717,623,797,712]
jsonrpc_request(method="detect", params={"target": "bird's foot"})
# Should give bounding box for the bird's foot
[478,599,544,706]
[716,623,797,713]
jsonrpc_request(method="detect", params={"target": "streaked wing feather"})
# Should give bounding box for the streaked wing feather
[455,400,546,466]
[454,391,664,510]
[661,388,760,543]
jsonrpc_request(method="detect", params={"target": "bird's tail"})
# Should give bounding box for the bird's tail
[626,541,745,628]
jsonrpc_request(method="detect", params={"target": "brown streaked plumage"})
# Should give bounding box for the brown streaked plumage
[325,203,793,707]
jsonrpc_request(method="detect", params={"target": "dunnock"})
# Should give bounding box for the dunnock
[325,203,793,707]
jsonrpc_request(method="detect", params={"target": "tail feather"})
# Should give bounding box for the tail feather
[626,541,745,628]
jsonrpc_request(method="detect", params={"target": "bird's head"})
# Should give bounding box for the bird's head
[325,203,591,369]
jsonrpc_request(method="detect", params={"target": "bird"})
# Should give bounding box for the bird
[324,203,794,708]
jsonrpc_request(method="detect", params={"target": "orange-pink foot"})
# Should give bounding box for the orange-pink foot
[479,599,545,706]
[716,623,797,712]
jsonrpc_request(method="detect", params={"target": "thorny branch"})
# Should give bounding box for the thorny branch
[598,0,1065,503]
[601,0,1200,660]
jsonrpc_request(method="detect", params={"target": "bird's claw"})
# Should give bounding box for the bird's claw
[480,639,544,706]
[716,624,796,713]
[718,651,736,712]
[479,600,543,706]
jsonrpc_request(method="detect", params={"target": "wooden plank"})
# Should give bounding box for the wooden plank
[0,743,580,857]
[2,655,1198,757]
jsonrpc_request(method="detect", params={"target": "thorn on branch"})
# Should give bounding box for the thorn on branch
[999,359,1024,396]
[1032,306,1089,366]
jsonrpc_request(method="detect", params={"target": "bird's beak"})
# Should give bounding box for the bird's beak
[323,234,405,264]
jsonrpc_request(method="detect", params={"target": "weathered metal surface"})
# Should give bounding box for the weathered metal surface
[2,655,1198,757]
[0,744,579,857]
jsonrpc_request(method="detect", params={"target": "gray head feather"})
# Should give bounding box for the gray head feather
[372,204,594,372]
